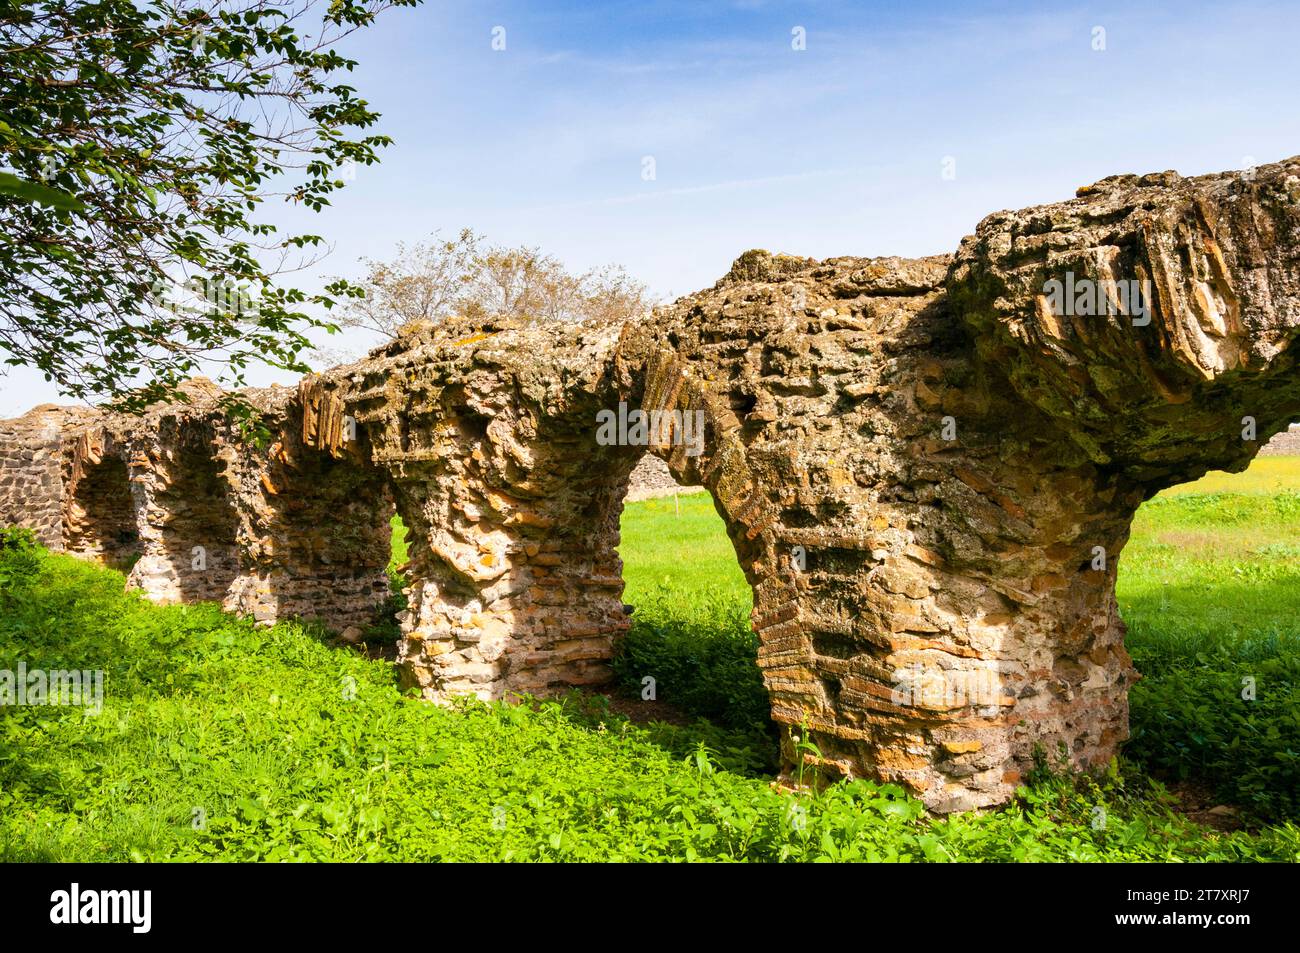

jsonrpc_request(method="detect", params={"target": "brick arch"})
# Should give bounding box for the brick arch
[222,384,394,630]
[619,345,803,737]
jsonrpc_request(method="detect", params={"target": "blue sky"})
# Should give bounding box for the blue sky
[5,0,1300,414]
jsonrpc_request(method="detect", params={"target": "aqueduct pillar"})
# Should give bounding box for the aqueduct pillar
[300,322,640,698]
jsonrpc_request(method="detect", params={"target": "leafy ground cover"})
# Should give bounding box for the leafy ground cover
[1,463,1298,861]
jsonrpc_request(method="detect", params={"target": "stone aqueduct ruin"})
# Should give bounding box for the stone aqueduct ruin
[4,157,1300,812]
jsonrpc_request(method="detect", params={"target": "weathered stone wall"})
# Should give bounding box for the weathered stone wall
[3,155,1300,812]
[1,380,395,632]
[302,320,639,698]
[0,405,95,549]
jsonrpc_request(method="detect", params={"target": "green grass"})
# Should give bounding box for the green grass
[1119,485,1300,819]
[1156,456,1300,496]
[389,513,409,569]
[612,493,771,758]
[2,457,1300,862]
[618,492,749,606]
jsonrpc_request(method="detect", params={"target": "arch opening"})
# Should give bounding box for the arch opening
[223,417,397,634]
[63,454,140,568]
[612,451,776,771]
[1110,444,1300,822]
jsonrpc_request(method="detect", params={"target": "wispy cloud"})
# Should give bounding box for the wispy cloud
[521,166,865,213]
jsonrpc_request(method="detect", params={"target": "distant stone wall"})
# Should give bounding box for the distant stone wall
[1260,424,1300,455]
[0,382,394,630]
[624,454,705,501]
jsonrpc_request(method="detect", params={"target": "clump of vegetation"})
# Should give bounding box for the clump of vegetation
[612,590,770,733]
[0,527,41,587]
[1118,485,1300,821]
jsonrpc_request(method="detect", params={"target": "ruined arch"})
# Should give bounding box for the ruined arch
[222,385,394,630]
[328,322,648,700]
[3,155,1300,813]
[62,429,140,567]
[610,253,1009,804]
[612,344,794,722]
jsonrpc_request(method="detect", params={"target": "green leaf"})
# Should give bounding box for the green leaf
[0,172,85,211]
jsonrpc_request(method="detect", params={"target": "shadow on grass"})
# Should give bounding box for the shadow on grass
[1122,574,1300,671]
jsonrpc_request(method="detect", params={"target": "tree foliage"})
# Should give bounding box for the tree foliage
[0,0,418,409]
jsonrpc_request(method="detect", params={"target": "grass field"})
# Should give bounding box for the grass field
[1,463,1298,861]
[1156,456,1300,496]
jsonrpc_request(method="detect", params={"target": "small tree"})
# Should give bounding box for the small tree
[577,262,652,325]
[338,227,482,338]
[336,229,651,338]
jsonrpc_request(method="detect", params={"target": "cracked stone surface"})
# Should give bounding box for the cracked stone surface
[3,155,1300,811]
